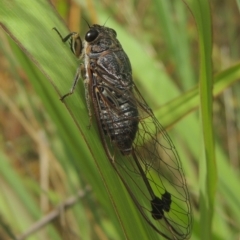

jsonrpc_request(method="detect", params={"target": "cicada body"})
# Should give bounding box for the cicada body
[84,26,139,155]
[53,24,192,240]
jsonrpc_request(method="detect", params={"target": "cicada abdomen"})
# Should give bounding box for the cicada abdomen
[97,91,139,155]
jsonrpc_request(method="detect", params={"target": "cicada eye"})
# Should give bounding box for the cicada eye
[85,29,99,42]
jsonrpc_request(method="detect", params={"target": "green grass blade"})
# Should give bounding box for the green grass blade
[183,0,217,239]
[152,0,195,89]
[155,63,240,129]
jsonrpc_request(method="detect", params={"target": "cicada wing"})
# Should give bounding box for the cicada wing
[128,86,192,239]
[91,79,192,239]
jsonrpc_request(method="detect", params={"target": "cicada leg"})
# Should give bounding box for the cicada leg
[60,65,82,101]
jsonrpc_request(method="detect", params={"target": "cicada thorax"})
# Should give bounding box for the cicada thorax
[84,25,139,155]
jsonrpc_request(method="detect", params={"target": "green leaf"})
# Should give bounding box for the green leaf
[182,1,216,239]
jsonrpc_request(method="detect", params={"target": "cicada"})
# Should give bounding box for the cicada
[53,24,192,239]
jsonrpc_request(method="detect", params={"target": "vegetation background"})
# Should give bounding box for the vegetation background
[0,0,240,239]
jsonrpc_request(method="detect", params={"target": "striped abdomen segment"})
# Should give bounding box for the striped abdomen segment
[99,98,139,155]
